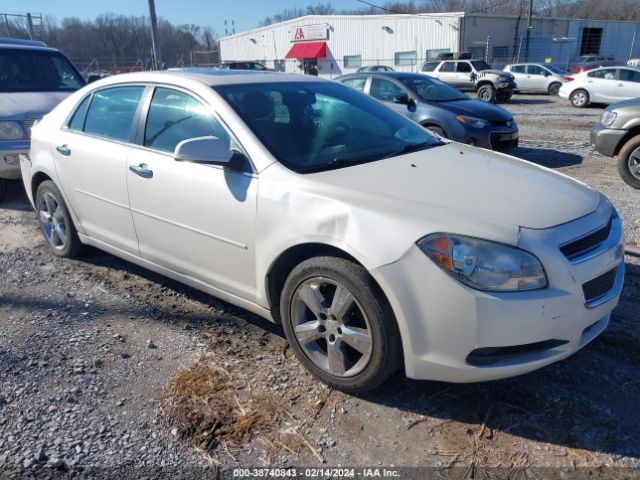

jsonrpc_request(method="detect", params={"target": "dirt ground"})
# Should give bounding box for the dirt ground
[0,94,639,478]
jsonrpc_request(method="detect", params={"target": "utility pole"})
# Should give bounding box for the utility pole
[147,0,162,69]
[26,13,34,40]
[524,0,533,62]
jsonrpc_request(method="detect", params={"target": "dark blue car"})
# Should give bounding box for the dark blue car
[335,72,518,150]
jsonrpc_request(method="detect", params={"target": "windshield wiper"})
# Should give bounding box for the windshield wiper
[384,141,441,159]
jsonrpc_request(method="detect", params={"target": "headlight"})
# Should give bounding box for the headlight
[600,111,617,127]
[455,115,488,129]
[0,121,27,140]
[417,234,547,291]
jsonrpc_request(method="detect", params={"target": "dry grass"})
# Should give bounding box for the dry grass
[162,360,283,451]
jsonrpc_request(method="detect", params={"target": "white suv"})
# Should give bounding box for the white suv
[0,38,84,201]
[421,58,516,103]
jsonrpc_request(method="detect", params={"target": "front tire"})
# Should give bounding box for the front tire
[424,125,447,138]
[616,134,640,189]
[280,257,402,393]
[548,82,561,96]
[36,180,83,257]
[570,89,589,108]
[477,84,497,103]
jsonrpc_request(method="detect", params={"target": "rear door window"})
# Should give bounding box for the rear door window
[510,65,526,73]
[83,86,144,142]
[588,69,616,80]
[439,62,455,72]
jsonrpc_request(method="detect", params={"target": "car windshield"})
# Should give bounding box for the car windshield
[215,81,442,173]
[400,76,467,102]
[0,49,84,92]
[471,61,492,71]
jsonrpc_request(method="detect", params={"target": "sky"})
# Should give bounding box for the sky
[4,0,366,34]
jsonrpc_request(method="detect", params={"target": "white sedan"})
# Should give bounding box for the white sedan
[559,66,640,107]
[21,70,624,392]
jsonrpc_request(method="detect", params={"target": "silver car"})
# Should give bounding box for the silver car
[0,38,85,201]
[503,63,565,95]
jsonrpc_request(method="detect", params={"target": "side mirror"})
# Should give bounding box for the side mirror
[174,136,233,165]
[393,94,410,105]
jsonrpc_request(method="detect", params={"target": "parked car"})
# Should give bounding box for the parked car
[420,58,516,103]
[559,66,640,108]
[591,97,640,188]
[357,65,394,73]
[503,63,564,95]
[569,56,619,74]
[0,38,85,201]
[219,61,270,71]
[23,70,624,392]
[336,72,518,150]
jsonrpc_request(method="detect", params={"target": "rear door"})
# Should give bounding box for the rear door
[126,86,258,299]
[454,61,474,89]
[614,69,640,101]
[434,61,457,85]
[508,65,527,90]
[54,85,144,254]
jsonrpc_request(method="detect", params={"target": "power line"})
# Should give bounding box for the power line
[355,0,513,16]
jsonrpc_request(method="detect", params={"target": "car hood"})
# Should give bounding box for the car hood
[0,92,72,119]
[431,99,512,122]
[477,69,512,80]
[308,143,599,230]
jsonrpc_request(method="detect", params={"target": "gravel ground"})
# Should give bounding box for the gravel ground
[0,94,639,478]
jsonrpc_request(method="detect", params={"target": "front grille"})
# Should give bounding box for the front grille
[560,216,612,261]
[582,267,617,303]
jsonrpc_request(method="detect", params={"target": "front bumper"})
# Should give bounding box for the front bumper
[468,128,519,151]
[0,140,29,180]
[374,199,624,382]
[590,124,626,158]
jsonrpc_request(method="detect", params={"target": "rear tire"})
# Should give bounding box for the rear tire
[616,134,640,189]
[36,180,84,257]
[477,84,497,103]
[548,82,561,96]
[280,256,403,393]
[0,179,6,203]
[570,89,589,108]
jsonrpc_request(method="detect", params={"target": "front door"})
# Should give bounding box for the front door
[614,69,640,102]
[126,87,258,299]
[54,85,144,255]
[368,77,417,120]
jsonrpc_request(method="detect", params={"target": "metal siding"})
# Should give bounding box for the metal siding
[219,14,462,78]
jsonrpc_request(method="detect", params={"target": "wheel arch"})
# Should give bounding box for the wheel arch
[476,80,494,91]
[614,126,640,156]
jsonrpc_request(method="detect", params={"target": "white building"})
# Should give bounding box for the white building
[218,12,640,78]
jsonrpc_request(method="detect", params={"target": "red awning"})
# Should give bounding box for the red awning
[285,42,327,59]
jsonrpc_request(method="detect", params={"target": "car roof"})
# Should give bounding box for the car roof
[0,41,60,54]
[93,69,326,87]
[338,71,427,80]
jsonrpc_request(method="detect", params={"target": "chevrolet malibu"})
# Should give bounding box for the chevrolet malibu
[22,70,625,392]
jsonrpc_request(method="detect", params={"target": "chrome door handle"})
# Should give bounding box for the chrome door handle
[129,163,153,179]
[56,145,71,156]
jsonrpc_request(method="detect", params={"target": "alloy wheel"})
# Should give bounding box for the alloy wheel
[39,192,68,250]
[290,277,373,377]
[572,91,587,107]
[629,147,640,180]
